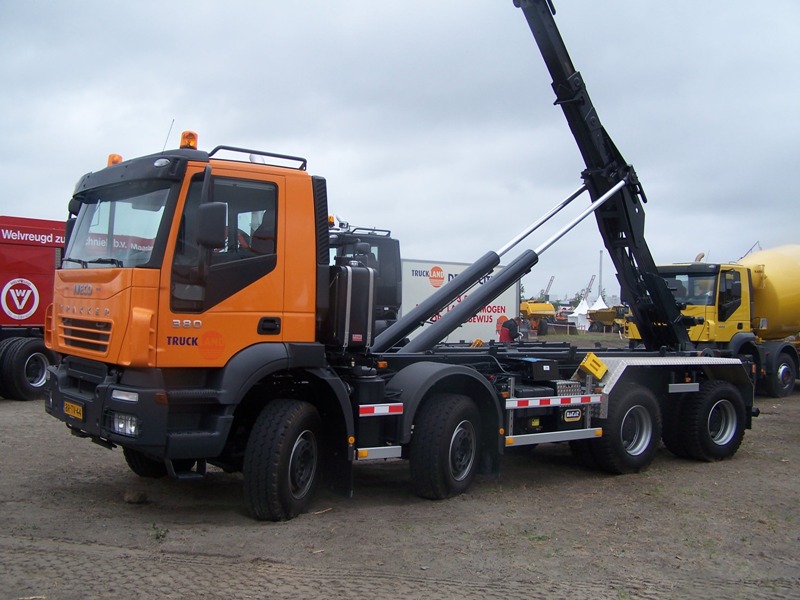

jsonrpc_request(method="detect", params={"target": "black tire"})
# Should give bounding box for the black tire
[243,399,322,521]
[661,396,690,458]
[410,393,480,500]
[679,380,745,461]
[569,439,599,469]
[123,447,168,478]
[764,352,796,398]
[537,319,548,336]
[1,337,57,401]
[0,337,22,398]
[589,384,661,474]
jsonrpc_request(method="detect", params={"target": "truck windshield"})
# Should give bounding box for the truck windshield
[662,272,717,306]
[63,180,172,269]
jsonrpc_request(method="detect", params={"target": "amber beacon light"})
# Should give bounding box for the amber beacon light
[180,130,199,149]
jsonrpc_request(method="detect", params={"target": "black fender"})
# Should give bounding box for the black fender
[212,342,323,404]
[213,342,354,444]
[727,332,758,357]
[213,342,355,496]
[386,361,504,470]
[762,339,799,375]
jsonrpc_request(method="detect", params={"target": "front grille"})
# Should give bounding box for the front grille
[59,317,112,353]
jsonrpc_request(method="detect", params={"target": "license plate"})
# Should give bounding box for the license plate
[64,400,84,421]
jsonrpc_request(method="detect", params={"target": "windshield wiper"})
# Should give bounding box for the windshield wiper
[62,257,88,268]
[86,257,123,268]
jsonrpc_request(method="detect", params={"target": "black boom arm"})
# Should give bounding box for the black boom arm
[514,0,692,351]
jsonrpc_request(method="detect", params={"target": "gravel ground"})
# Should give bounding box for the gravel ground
[1,391,799,599]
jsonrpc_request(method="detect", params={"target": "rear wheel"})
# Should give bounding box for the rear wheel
[410,393,480,499]
[764,352,796,398]
[661,396,689,458]
[590,384,661,474]
[569,439,599,469]
[680,380,745,461]
[243,399,322,521]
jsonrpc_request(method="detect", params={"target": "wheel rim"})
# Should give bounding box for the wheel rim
[288,430,317,500]
[619,405,652,456]
[449,419,476,482]
[24,352,49,388]
[776,363,793,390]
[707,399,737,446]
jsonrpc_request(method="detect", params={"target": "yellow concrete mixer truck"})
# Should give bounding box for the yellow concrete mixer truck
[628,245,800,397]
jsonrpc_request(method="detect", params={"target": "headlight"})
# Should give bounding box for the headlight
[110,412,140,437]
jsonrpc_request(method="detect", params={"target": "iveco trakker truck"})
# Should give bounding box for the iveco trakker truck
[44,0,755,520]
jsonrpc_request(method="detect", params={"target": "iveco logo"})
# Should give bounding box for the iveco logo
[563,408,582,422]
[73,284,93,296]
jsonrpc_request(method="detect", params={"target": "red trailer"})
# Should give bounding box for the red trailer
[0,215,64,400]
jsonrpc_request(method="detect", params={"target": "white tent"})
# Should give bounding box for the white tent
[572,298,590,330]
[573,298,590,315]
[589,296,608,311]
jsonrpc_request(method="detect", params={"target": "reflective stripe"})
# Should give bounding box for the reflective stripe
[505,395,600,409]
[359,403,404,417]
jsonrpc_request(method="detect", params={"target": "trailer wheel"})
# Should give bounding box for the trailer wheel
[591,384,661,474]
[1,337,57,401]
[764,352,796,398]
[243,399,321,521]
[123,447,167,478]
[410,393,480,500]
[679,381,745,461]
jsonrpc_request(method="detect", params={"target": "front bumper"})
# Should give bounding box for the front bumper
[45,356,233,460]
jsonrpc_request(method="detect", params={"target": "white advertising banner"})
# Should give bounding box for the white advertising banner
[400,259,519,343]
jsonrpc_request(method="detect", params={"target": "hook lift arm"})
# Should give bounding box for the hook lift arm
[514,0,695,351]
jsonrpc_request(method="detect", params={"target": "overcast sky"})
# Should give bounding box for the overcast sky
[1,1,797,303]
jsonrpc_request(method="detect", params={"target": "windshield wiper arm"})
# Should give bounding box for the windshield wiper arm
[86,257,123,268]
[62,257,88,268]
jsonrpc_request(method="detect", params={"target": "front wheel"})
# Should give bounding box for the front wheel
[590,384,662,474]
[410,393,480,499]
[680,380,745,461]
[243,399,322,521]
[123,447,167,478]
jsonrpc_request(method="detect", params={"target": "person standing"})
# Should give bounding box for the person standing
[499,316,521,343]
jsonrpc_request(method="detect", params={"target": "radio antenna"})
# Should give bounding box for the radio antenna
[161,119,175,153]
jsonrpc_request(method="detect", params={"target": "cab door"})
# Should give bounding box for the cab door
[714,267,749,343]
[158,166,286,367]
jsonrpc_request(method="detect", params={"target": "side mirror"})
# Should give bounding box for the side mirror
[64,217,76,249]
[197,202,227,249]
[68,198,82,217]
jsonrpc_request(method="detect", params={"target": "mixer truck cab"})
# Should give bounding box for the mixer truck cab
[628,245,800,397]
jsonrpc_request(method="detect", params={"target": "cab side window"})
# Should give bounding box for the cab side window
[718,269,742,321]
[171,175,278,312]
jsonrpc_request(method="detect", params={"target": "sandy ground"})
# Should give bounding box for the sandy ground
[1,391,799,599]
